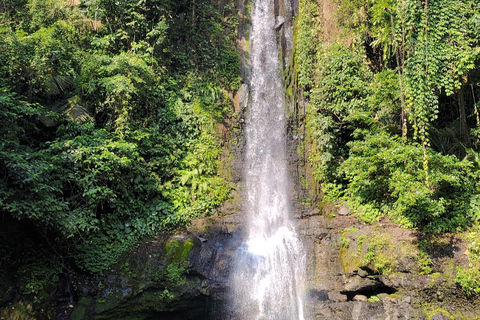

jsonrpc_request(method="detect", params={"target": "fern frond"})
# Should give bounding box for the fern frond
[347,111,384,133]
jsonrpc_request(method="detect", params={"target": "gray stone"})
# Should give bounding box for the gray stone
[356,269,368,277]
[274,16,285,30]
[352,294,368,302]
[338,204,351,216]
[238,83,249,111]
[328,291,348,302]
[377,293,389,301]
[344,275,379,292]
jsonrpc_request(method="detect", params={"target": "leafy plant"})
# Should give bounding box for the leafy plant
[455,267,480,297]
[305,44,374,182]
[338,132,474,232]
[417,250,433,275]
[0,0,239,287]
[298,0,480,235]
[363,233,398,274]
[455,226,480,296]
[0,302,36,320]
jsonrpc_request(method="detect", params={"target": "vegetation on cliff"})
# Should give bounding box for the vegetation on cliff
[0,0,238,313]
[2,0,480,315]
[296,0,480,295]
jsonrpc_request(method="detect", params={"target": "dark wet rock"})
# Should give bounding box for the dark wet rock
[310,290,329,301]
[67,227,241,320]
[274,16,285,30]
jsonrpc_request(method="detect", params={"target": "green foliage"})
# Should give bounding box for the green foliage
[305,44,374,182]
[339,132,474,232]
[368,0,402,61]
[417,250,433,275]
[0,22,79,101]
[295,0,322,90]
[339,227,357,248]
[455,226,480,296]
[339,236,350,248]
[298,0,480,233]
[25,0,69,31]
[17,254,61,302]
[455,265,480,297]
[335,0,369,35]
[78,52,155,129]
[0,302,36,320]
[367,69,401,127]
[363,233,398,274]
[164,264,187,288]
[0,0,238,288]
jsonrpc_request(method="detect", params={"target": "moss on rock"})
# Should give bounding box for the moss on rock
[165,237,195,265]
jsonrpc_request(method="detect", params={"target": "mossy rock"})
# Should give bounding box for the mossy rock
[71,235,201,320]
[339,242,364,274]
[165,237,195,265]
[338,227,365,274]
[339,228,423,275]
[71,297,93,320]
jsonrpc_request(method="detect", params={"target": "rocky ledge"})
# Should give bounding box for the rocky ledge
[67,205,479,320]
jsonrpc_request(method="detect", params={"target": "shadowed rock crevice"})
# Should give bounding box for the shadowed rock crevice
[341,284,397,302]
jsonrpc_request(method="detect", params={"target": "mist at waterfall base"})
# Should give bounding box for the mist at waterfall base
[230,0,306,319]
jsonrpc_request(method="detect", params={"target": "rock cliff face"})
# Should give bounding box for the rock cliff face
[70,206,478,319]
[69,219,243,320]
[297,213,478,320]
[67,0,480,319]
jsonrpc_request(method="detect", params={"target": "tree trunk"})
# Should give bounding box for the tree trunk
[471,83,480,127]
[458,87,470,148]
[192,0,196,28]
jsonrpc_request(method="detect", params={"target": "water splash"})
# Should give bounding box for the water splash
[231,0,306,319]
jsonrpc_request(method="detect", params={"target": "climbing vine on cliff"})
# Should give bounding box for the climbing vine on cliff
[298,0,480,232]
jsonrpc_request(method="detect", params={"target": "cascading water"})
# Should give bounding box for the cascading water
[231,0,306,319]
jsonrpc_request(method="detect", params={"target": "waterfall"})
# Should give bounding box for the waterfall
[231,0,306,319]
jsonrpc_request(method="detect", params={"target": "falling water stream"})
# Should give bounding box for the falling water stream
[231,0,306,319]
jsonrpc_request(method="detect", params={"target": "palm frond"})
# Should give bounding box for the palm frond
[60,96,93,123]
[47,75,75,96]
[42,96,93,125]
[430,119,466,158]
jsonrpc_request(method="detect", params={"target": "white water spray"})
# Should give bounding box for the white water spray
[231,0,306,319]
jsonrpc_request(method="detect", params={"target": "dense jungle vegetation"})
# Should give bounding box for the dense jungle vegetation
[0,0,238,310]
[2,0,480,315]
[296,0,480,294]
